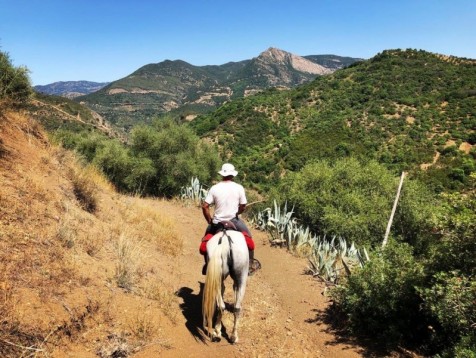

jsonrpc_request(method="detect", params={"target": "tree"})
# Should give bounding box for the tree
[0,50,32,105]
[131,119,220,197]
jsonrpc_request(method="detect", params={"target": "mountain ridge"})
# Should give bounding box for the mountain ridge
[35,80,110,98]
[75,48,362,129]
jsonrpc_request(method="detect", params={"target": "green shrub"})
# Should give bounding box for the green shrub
[75,132,107,162]
[331,241,426,348]
[54,119,219,197]
[429,187,476,275]
[420,272,476,354]
[275,157,436,248]
[92,140,135,191]
[0,50,32,104]
[130,119,220,197]
[450,333,476,358]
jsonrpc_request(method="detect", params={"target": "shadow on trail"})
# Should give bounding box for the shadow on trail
[176,284,207,343]
[305,304,400,358]
[176,283,234,344]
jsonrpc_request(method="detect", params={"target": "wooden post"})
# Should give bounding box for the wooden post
[382,172,406,248]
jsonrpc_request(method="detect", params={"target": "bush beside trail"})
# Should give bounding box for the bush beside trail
[54,118,220,198]
[272,157,436,249]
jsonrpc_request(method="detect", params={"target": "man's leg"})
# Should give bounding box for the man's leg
[231,218,251,237]
[201,224,216,275]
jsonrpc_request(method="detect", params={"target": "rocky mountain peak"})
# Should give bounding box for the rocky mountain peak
[258,47,331,75]
[260,47,290,62]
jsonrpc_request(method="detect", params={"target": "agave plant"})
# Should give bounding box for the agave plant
[307,235,371,284]
[251,207,272,231]
[180,177,208,206]
[253,200,371,284]
[263,201,296,246]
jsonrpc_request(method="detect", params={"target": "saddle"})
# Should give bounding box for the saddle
[213,220,238,232]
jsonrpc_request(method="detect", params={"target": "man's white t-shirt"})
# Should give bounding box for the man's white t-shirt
[205,180,247,223]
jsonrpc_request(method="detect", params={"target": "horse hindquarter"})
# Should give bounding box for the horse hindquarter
[202,231,249,343]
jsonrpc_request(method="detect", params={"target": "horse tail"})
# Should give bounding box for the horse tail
[202,237,227,335]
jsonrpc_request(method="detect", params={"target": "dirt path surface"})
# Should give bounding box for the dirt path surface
[138,200,364,358]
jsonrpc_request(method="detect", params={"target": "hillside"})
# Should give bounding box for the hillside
[190,49,476,192]
[0,109,370,357]
[77,48,361,130]
[26,92,126,141]
[34,81,110,98]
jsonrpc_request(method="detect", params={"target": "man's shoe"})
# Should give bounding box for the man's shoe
[249,258,261,276]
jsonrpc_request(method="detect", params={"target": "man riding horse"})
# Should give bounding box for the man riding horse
[200,163,259,275]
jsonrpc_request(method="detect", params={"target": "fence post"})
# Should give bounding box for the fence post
[382,172,406,248]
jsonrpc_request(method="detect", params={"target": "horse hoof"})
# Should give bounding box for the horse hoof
[230,335,238,344]
[212,336,221,342]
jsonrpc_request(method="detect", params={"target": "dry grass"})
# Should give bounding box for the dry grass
[127,310,158,342]
[96,333,132,358]
[104,197,183,257]
[0,109,183,356]
[114,233,144,291]
[56,215,77,249]
[68,161,103,213]
[127,310,173,352]
[141,280,179,323]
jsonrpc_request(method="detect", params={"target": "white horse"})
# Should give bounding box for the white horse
[202,229,249,343]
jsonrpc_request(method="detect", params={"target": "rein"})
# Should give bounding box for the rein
[218,229,235,277]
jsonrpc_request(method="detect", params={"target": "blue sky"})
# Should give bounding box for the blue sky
[1,0,475,85]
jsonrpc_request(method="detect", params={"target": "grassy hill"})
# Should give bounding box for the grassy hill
[1,46,474,357]
[189,49,476,192]
[303,54,364,70]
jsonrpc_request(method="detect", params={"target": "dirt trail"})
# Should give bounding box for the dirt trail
[138,200,364,358]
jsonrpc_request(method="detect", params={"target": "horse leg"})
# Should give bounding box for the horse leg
[230,278,246,344]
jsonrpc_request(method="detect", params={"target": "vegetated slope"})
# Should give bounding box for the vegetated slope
[77,48,361,130]
[0,109,368,358]
[34,81,110,98]
[190,49,476,192]
[27,92,126,141]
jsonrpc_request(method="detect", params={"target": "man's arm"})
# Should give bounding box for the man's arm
[202,202,213,224]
